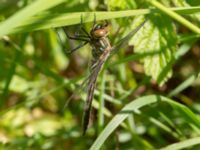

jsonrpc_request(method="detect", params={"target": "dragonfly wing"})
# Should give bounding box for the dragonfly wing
[82,59,104,135]
[62,74,91,111]
[110,20,147,55]
[82,49,111,135]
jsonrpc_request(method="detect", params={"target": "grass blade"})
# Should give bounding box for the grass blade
[160,137,200,150]
[149,0,200,34]
[90,95,200,150]
[1,6,199,36]
[0,0,66,37]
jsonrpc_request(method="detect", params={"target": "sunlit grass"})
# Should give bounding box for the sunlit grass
[0,0,200,150]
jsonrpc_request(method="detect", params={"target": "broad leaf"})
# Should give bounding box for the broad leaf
[129,15,177,85]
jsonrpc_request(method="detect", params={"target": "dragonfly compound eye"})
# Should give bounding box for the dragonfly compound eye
[91,24,110,39]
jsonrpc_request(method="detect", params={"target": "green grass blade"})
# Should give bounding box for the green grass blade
[149,0,200,34]
[160,137,200,150]
[90,95,200,150]
[1,39,22,106]
[0,0,66,37]
[11,9,150,34]
[98,71,106,134]
[168,71,200,97]
[1,6,199,36]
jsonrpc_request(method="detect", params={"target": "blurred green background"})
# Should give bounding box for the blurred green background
[0,0,200,150]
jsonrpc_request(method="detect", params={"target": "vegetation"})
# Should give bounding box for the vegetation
[0,0,200,149]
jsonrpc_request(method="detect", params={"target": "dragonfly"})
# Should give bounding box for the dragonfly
[57,15,146,135]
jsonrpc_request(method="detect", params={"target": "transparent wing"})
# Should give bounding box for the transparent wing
[62,52,108,135]
[110,20,147,55]
[82,48,111,135]
[82,58,106,135]
[62,74,90,111]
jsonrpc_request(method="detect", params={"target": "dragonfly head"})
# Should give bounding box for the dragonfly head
[91,20,110,39]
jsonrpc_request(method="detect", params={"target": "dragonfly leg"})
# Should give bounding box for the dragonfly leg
[63,27,90,42]
[104,20,109,26]
[60,15,91,41]
[80,27,91,37]
[74,32,90,38]
[61,39,88,54]
[65,41,88,54]
[61,16,90,40]
[80,14,91,37]
[56,29,89,54]
[92,13,96,29]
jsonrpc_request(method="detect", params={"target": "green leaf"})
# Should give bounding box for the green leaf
[129,15,177,85]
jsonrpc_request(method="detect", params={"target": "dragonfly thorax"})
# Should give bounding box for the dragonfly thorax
[90,37,111,59]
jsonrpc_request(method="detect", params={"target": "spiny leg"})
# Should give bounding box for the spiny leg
[92,13,96,30]
[60,15,91,41]
[56,14,92,54]
[66,41,88,54]
[80,14,91,37]
[74,31,90,39]
[62,27,90,42]
[56,29,89,54]
[104,20,109,26]
[61,14,91,41]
